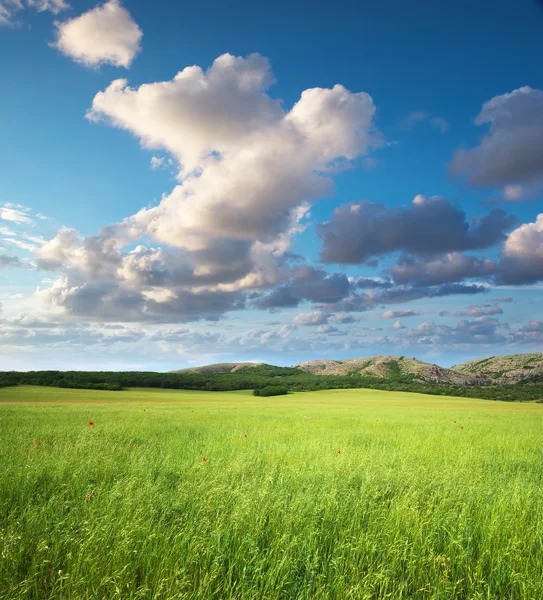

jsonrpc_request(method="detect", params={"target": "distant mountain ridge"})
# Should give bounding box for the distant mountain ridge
[172,362,264,375]
[172,353,543,386]
[453,353,543,385]
[295,355,484,385]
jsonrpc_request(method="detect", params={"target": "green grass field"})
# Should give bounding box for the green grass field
[1,386,543,599]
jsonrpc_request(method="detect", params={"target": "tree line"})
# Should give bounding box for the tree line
[1,365,542,402]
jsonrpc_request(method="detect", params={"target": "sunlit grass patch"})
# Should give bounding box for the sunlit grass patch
[1,386,543,599]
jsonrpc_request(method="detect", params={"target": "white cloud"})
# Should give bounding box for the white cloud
[0,0,67,26]
[54,0,142,68]
[381,309,419,319]
[292,311,330,326]
[454,304,503,317]
[150,156,165,170]
[27,0,67,12]
[35,227,79,269]
[87,54,379,251]
[36,53,381,323]
[500,213,543,283]
[0,205,33,224]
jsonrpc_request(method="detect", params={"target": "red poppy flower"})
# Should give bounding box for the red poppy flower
[88,421,94,426]
[202,457,207,462]
[85,493,92,499]
[33,440,38,446]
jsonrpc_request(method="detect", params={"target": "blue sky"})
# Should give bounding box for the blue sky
[1,0,542,370]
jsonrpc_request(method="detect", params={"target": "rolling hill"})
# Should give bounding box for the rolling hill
[171,362,264,375]
[172,353,543,387]
[295,355,484,385]
[453,353,543,384]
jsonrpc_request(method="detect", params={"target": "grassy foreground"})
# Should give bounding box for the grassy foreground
[1,386,543,600]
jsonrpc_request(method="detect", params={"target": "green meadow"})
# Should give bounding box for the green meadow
[1,385,543,600]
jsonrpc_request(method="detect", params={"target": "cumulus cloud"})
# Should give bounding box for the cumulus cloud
[454,304,503,317]
[381,309,418,319]
[404,317,507,346]
[35,227,79,270]
[328,313,359,324]
[400,111,450,133]
[499,213,543,284]
[316,324,339,334]
[450,86,543,201]
[385,215,543,288]
[87,54,379,254]
[319,195,516,264]
[254,267,352,310]
[0,0,67,26]
[36,54,382,323]
[388,252,498,286]
[510,321,543,345]
[292,311,330,326]
[328,282,488,314]
[517,320,543,333]
[54,0,142,68]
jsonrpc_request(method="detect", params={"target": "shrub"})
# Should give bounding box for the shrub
[253,386,288,397]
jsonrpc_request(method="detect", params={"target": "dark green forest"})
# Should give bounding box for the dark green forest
[1,364,542,402]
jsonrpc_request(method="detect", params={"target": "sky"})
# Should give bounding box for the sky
[1,0,543,371]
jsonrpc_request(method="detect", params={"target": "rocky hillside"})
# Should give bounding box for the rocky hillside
[453,353,543,384]
[171,354,543,386]
[296,355,484,385]
[171,362,263,375]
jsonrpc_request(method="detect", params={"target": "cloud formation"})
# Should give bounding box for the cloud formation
[381,309,418,319]
[499,213,543,284]
[454,304,503,317]
[54,0,142,68]
[404,317,507,346]
[36,54,381,322]
[0,0,67,26]
[388,253,498,286]
[0,204,33,224]
[450,86,543,201]
[319,195,516,264]
[292,311,330,326]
